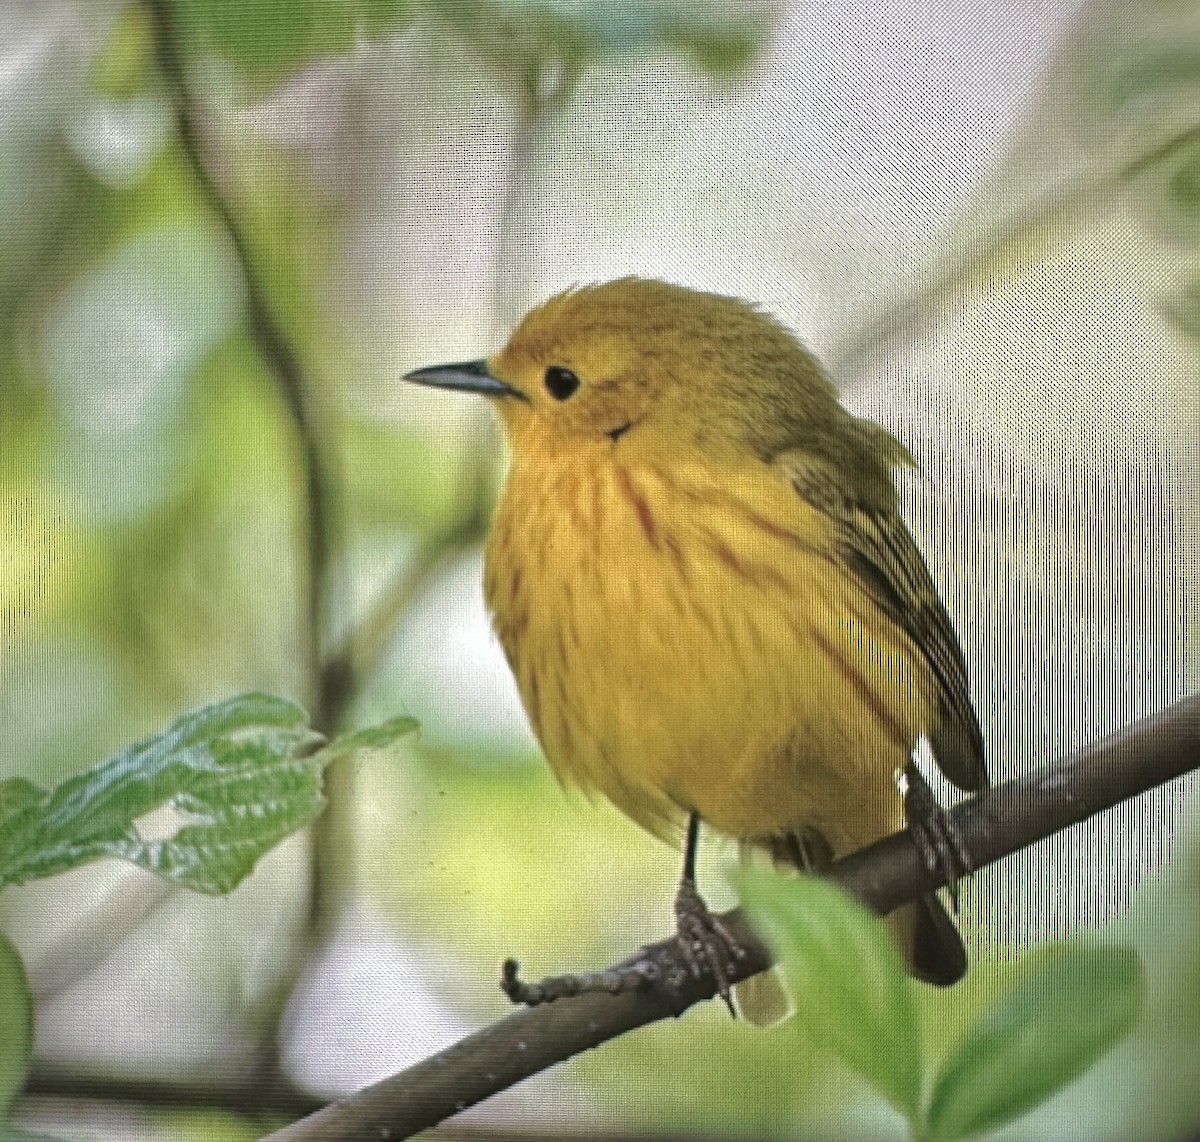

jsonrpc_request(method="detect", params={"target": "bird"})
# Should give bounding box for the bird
[404,277,987,1012]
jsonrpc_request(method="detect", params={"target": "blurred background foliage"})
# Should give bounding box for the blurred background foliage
[0,0,1197,1139]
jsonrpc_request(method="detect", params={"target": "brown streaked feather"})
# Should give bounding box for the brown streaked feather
[776,435,988,794]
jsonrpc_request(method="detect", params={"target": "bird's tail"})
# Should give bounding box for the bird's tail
[733,837,967,1024]
[734,895,966,1025]
[893,892,968,987]
[733,965,794,1026]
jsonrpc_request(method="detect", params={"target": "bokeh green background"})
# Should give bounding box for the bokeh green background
[1,0,1198,1138]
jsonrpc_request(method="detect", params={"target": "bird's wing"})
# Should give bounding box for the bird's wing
[776,446,988,793]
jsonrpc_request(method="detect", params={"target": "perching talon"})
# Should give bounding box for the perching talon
[901,761,974,909]
[671,813,746,1015]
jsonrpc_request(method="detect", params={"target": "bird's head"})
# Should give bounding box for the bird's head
[404,278,842,462]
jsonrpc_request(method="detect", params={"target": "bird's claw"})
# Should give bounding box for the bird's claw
[673,876,745,1015]
[903,766,973,910]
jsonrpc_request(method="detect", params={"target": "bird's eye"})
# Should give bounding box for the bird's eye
[544,366,580,401]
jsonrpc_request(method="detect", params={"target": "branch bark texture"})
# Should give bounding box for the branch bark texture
[264,692,1200,1142]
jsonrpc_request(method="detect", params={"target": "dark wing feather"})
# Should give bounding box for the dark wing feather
[778,446,988,793]
[842,506,987,791]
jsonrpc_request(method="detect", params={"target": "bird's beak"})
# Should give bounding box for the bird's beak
[403,359,525,399]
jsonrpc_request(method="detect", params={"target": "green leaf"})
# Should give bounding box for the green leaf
[361,0,413,32]
[431,0,775,84]
[734,869,923,1121]
[1162,274,1200,340]
[1168,140,1200,219]
[173,0,355,75]
[1108,48,1200,109]
[0,693,326,895]
[91,7,157,98]
[0,931,32,1122]
[658,5,772,74]
[556,1,771,67]
[327,715,419,757]
[0,782,44,823]
[926,945,1145,1142]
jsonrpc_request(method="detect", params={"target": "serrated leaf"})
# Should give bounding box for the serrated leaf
[0,931,32,1121]
[0,693,326,895]
[0,781,45,826]
[926,945,1144,1142]
[662,24,761,74]
[658,4,774,74]
[734,869,923,1121]
[326,714,419,756]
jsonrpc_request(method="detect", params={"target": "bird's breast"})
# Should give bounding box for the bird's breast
[484,450,926,843]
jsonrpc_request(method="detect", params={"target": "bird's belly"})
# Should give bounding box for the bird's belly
[485,457,927,850]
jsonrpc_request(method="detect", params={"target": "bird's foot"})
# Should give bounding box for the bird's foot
[901,764,973,910]
[673,876,746,1015]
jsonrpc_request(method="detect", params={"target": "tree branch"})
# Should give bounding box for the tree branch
[263,692,1200,1142]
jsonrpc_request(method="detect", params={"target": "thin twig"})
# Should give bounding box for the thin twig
[23,1070,323,1121]
[145,0,343,722]
[829,122,1200,372]
[143,0,352,1081]
[322,490,492,723]
[262,692,1200,1142]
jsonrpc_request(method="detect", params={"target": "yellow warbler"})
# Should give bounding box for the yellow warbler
[406,278,986,1009]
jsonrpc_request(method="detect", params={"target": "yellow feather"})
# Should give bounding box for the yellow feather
[408,277,984,997]
[485,443,930,853]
